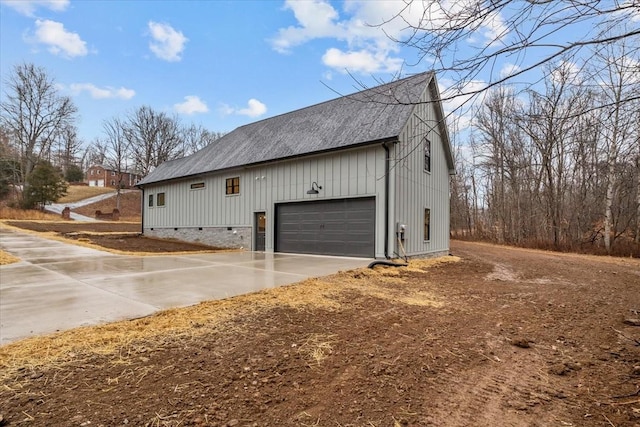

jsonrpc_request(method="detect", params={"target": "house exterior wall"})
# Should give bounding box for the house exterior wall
[143,145,389,257]
[86,166,141,189]
[392,85,451,258]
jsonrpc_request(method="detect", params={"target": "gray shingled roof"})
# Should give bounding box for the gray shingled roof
[138,72,436,186]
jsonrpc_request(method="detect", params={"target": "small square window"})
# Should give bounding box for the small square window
[424,138,431,173]
[111,171,116,176]
[148,194,154,207]
[226,177,240,195]
[157,192,165,207]
[424,208,431,241]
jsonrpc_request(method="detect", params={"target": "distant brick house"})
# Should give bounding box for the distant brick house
[86,165,141,189]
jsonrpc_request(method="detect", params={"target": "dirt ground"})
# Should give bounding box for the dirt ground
[3,221,227,253]
[0,240,638,426]
[72,190,142,222]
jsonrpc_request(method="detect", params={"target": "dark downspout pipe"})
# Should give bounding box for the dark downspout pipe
[140,187,144,236]
[382,142,391,259]
[370,142,407,269]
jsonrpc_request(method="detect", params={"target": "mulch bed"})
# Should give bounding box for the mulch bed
[5,221,141,233]
[65,233,228,253]
[3,221,227,253]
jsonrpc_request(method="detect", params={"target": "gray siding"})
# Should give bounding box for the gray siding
[392,88,451,257]
[143,145,389,257]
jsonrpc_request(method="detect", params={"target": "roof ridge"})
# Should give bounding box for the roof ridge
[234,71,433,130]
[138,72,435,186]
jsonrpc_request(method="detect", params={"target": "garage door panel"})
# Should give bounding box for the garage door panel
[275,197,375,257]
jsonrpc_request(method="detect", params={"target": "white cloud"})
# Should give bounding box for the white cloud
[2,0,68,16]
[69,83,135,100]
[147,21,188,62]
[271,0,344,53]
[31,19,88,58]
[220,99,267,118]
[174,96,209,115]
[481,11,508,46]
[499,63,521,79]
[271,0,510,75]
[322,47,403,74]
[238,99,267,117]
[438,78,488,130]
[549,60,582,85]
[618,1,640,22]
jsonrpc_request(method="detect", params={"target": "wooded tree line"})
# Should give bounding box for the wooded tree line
[0,63,223,207]
[450,43,640,256]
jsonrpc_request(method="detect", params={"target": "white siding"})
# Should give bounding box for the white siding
[143,145,389,257]
[392,87,451,257]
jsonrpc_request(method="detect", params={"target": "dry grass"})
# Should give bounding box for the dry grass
[0,250,20,265]
[297,333,336,367]
[0,256,460,379]
[58,186,115,203]
[0,207,61,221]
[0,277,344,377]
[73,190,141,222]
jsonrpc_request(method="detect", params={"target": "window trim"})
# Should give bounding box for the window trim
[225,177,240,195]
[157,192,166,207]
[424,138,431,173]
[424,208,431,242]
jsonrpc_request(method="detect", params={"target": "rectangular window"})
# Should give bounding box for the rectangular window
[190,182,205,190]
[225,177,240,195]
[424,138,431,172]
[424,208,431,241]
[148,194,154,207]
[90,170,94,175]
[157,192,165,207]
[111,180,116,186]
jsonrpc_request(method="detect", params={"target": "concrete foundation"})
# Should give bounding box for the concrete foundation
[401,249,450,260]
[144,226,252,249]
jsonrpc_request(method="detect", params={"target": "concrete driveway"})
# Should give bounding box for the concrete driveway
[0,228,371,345]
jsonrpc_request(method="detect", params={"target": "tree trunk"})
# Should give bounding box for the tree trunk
[635,154,640,244]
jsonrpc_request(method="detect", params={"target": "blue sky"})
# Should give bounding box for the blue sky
[1,0,638,147]
[0,0,483,145]
[0,0,420,144]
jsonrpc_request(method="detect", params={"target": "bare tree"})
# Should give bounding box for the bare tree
[591,37,640,253]
[102,116,131,209]
[382,1,640,111]
[181,124,224,156]
[82,138,108,173]
[0,63,77,186]
[51,125,83,175]
[452,55,639,255]
[124,106,183,176]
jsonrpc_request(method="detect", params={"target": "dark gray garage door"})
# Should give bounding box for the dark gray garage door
[275,197,375,257]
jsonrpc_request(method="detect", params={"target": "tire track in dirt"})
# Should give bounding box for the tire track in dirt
[425,348,575,427]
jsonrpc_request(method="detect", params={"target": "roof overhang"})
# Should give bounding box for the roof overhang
[136,136,399,188]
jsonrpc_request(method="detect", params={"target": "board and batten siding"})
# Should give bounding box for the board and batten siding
[392,86,451,257]
[143,145,388,256]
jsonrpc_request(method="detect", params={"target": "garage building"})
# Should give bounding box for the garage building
[137,72,455,259]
